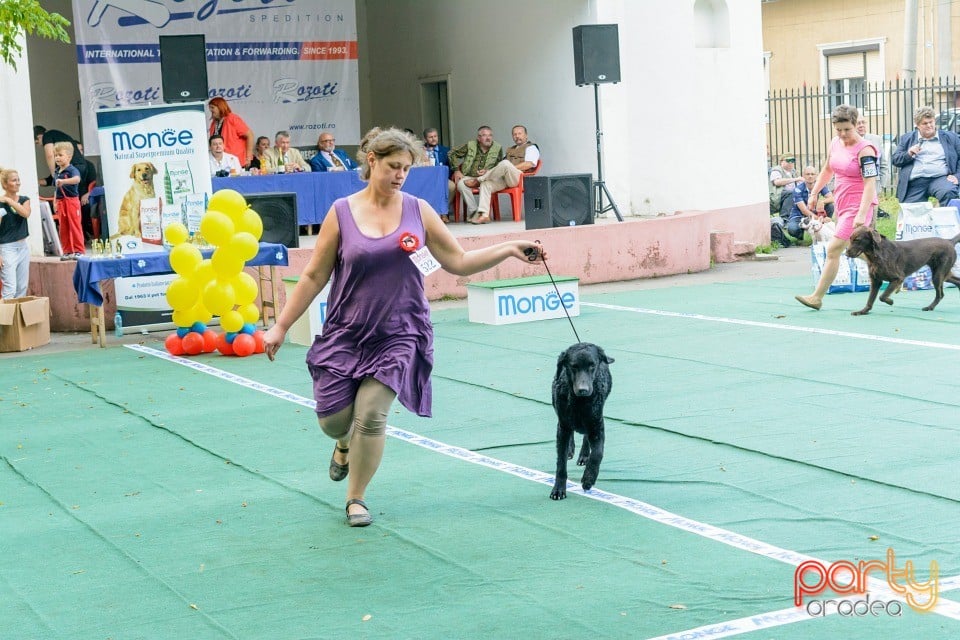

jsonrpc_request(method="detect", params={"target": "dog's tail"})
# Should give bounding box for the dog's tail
[951,233,960,245]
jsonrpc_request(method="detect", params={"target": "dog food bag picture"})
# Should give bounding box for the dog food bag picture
[164,161,195,206]
[139,197,163,245]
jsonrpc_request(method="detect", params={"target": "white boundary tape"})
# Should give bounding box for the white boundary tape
[126,344,960,636]
[581,302,960,351]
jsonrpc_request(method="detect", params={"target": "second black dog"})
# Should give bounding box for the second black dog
[845,227,960,315]
[550,343,614,500]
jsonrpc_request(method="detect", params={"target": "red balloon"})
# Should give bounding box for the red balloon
[216,332,234,355]
[202,329,218,353]
[232,333,255,357]
[182,331,205,355]
[165,333,185,355]
[253,330,265,354]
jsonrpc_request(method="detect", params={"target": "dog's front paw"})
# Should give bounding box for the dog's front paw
[851,309,871,316]
[581,469,598,491]
[550,484,567,500]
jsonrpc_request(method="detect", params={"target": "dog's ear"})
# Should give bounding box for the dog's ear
[555,350,568,379]
[596,346,615,365]
[129,164,138,179]
[148,163,158,175]
[869,228,884,246]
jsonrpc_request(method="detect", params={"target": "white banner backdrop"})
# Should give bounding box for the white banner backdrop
[71,0,359,155]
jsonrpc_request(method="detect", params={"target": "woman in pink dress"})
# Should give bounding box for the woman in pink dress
[796,104,879,310]
[262,128,547,527]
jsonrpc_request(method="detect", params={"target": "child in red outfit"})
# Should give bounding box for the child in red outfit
[53,142,84,259]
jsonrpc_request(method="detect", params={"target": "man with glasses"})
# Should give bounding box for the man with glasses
[769,153,802,218]
[309,131,357,172]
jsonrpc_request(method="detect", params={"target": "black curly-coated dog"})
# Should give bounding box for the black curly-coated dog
[550,343,614,500]
[845,227,960,315]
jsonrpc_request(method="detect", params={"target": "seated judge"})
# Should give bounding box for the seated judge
[308,131,357,172]
[266,130,311,173]
[208,134,242,176]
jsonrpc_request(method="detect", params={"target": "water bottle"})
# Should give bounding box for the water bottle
[114,311,124,338]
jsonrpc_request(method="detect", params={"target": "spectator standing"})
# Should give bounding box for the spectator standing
[891,106,960,206]
[267,131,311,173]
[34,125,97,239]
[0,168,32,299]
[309,132,357,172]
[448,126,504,222]
[467,124,540,225]
[261,127,546,527]
[52,142,84,260]
[208,97,254,168]
[796,104,878,311]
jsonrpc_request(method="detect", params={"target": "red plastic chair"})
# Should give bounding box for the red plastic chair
[491,159,542,222]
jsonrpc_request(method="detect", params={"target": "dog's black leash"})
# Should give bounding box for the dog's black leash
[525,241,582,344]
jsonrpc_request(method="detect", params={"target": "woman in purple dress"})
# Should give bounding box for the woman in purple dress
[796,104,878,310]
[263,128,547,527]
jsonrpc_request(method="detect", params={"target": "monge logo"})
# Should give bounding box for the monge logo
[112,127,194,152]
[497,290,576,318]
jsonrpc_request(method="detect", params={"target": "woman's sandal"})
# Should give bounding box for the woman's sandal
[329,444,349,481]
[345,498,372,527]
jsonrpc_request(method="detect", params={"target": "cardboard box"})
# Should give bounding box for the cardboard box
[467,275,580,325]
[0,297,51,352]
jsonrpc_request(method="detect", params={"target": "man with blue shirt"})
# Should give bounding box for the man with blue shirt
[786,165,834,243]
[892,106,960,205]
[309,131,356,172]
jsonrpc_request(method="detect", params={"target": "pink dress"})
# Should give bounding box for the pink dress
[828,136,878,240]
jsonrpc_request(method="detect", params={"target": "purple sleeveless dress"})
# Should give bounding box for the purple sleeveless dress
[306,193,434,417]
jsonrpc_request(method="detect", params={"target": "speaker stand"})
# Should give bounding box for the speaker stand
[592,83,623,221]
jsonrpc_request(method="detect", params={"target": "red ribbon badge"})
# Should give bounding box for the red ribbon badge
[399,232,420,253]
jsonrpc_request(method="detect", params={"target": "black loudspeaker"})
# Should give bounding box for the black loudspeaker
[159,34,208,102]
[572,24,621,86]
[524,174,594,230]
[245,192,299,248]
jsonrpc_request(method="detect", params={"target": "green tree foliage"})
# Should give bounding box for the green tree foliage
[0,0,70,70]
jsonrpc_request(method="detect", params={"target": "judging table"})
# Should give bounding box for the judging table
[212,165,449,224]
[73,243,289,347]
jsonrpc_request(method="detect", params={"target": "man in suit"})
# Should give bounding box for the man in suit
[309,131,356,172]
[892,106,960,205]
[267,130,311,173]
[422,127,452,221]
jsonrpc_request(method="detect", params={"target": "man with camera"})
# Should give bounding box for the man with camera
[209,134,243,177]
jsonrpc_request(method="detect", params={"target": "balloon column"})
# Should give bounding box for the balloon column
[163,189,266,357]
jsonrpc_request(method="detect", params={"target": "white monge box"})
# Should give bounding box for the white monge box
[467,275,580,325]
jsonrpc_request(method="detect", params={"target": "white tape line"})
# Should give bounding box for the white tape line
[127,344,960,630]
[582,302,960,351]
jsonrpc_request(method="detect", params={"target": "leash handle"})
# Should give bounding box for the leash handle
[527,240,582,344]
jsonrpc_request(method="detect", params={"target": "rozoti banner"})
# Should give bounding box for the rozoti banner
[71,0,359,155]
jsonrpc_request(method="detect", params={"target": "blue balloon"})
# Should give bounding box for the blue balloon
[225,331,238,344]
[241,323,256,335]
[191,321,207,334]
[176,327,190,338]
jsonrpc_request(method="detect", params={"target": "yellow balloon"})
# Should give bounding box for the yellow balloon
[237,208,264,240]
[202,280,236,315]
[208,189,248,221]
[165,277,199,311]
[231,271,259,305]
[171,309,194,327]
[228,231,259,261]
[169,242,203,276]
[238,302,260,324]
[220,309,245,333]
[190,300,213,325]
[212,245,245,277]
[193,259,216,287]
[164,222,190,246]
[199,210,236,247]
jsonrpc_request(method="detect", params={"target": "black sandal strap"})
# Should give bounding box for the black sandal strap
[345,498,367,512]
[336,446,350,453]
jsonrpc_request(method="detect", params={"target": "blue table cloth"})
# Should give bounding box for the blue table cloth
[212,165,449,224]
[73,242,289,306]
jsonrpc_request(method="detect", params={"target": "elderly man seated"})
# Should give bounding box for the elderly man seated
[309,131,357,172]
[892,106,960,206]
[462,124,540,225]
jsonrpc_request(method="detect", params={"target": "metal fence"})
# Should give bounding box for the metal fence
[766,76,960,194]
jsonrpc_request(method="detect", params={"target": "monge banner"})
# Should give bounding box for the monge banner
[72,0,359,155]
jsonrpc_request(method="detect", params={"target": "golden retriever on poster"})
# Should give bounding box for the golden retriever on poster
[116,162,158,237]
